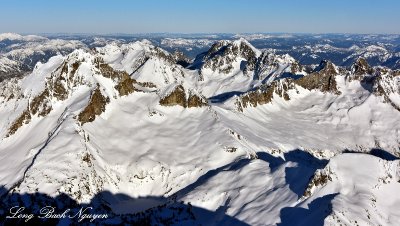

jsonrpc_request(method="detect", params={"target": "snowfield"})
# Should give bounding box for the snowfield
[0,37,400,225]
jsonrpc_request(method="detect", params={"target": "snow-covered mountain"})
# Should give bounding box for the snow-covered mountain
[2,33,400,83]
[293,43,400,69]
[0,33,86,82]
[0,37,400,225]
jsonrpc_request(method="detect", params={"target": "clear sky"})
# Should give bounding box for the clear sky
[0,0,399,34]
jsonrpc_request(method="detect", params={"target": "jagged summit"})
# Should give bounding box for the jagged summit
[0,37,400,226]
[313,60,338,75]
[171,50,192,67]
[0,33,86,82]
[187,39,307,97]
[192,38,260,75]
[96,40,189,89]
[352,57,374,76]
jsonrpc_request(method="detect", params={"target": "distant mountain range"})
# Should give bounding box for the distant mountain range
[0,33,400,225]
[1,33,400,82]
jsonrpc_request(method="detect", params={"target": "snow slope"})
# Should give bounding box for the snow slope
[0,33,86,81]
[0,39,400,225]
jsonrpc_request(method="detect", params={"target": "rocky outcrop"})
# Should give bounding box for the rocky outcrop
[153,47,176,65]
[78,87,110,124]
[159,85,187,107]
[343,59,400,110]
[236,88,274,112]
[5,57,87,137]
[352,58,374,76]
[136,81,157,89]
[115,76,137,96]
[96,59,137,96]
[0,78,22,102]
[238,41,258,72]
[159,85,207,108]
[49,60,83,101]
[6,88,52,137]
[236,79,296,111]
[187,91,208,108]
[236,60,342,111]
[346,58,400,111]
[29,88,52,117]
[291,61,304,75]
[171,50,191,68]
[98,60,128,80]
[51,75,69,101]
[372,69,400,111]
[303,168,333,198]
[201,39,258,75]
[6,110,31,137]
[294,60,340,94]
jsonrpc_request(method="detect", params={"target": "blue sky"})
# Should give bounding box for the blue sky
[0,0,399,34]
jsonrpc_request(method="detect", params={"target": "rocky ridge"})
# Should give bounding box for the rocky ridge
[0,38,400,226]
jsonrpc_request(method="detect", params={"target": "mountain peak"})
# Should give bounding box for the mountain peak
[1,36,400,226]
[0,33,22,41]
[352,57,374,75]
[197,39,260,75]
[0,33,47,42]
[313,60,337,76]
[233,38,261,56]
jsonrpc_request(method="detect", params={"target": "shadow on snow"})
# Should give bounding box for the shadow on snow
[0,148,396,225]
[0,186,249,226]
[277,193,339,226]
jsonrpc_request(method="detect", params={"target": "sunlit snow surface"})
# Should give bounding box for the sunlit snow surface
[0,36,400,225]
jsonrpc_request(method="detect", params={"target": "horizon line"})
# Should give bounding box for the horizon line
[2,32,400,37]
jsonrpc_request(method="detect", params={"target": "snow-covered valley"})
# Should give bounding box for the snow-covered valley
[0,34,400,225]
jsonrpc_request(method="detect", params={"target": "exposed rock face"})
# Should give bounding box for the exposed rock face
[345,58,400,111]
[136,81,157,89]
[159,85,187,107]
[5,57,88,137]
[236,79,296,111]
[98,60,127,80]
[6,88,52,137]
[53,77,68,100]
[236,60,342,111]
[236,88,274,112]
[253,51,274,80]
[253,51,304,82]
[0,78,22,101]
[159,85,207,108]
[6,49,164,134]
[238,41,258,72]
[303,169,333,198]
[352,58,374,76]
[236,56,398,113]
[45,51,160,120]
[346,59,399,111]
[29,88,52,116]
[171,50,191,68]
[153,47,176,65]
[48,60,83,101]
[294,60,340,94]
[204,41,229,59]
[115,76,137,96]
[291,61,304,75]
[78,87,109,124]
[187,91,208,108]
[201,40,258,75]
[96,60,137,96]
[372,70,400,111]
[7,110,31,137]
